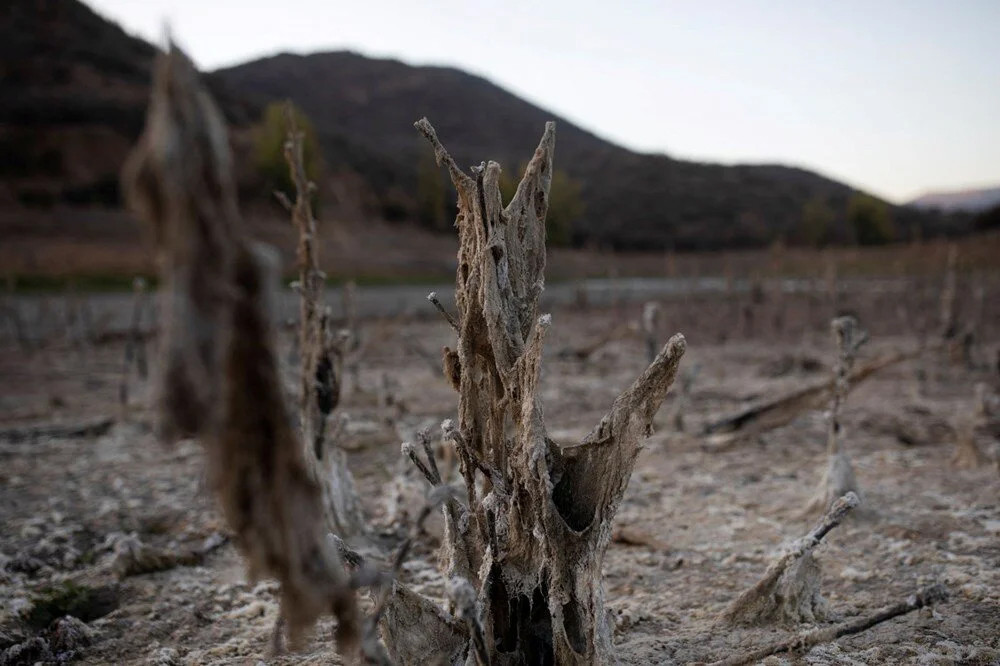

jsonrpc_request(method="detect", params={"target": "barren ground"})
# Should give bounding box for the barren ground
[1,282,998,665]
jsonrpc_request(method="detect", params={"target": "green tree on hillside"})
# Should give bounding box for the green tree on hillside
[416,151,448,231]
[798,197,835,247]
[500,164,583,246]
[847,193,895,245]
[254,101,323,210]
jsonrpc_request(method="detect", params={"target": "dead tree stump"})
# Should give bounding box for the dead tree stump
[406,118,686,664]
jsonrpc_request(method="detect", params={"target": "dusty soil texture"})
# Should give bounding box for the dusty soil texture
[1,282,998,665]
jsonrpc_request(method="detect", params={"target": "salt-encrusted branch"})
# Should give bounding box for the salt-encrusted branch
[414,117,475,197]
[281,103,367,540]
[401,428,477,587]
[401,440,439,487]
[703,347,921,443]
[441,418,492,551]
[580,333,687,450]
[721,492,859,626]
[709,584,948,666]
[642,301,662,364]
[329,520,469,666]
[447,577,490,666]
[807,317,866,514]
[427,291,459,333]
[826,316,868,455]
[122,46,358,652]
[372,485,469,663]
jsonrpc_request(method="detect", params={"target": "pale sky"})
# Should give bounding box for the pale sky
[88,0,1000,203]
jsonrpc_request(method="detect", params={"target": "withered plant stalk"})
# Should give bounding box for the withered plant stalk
[279,105,366,539]
[122,46,358,652]
[807,316,867,514]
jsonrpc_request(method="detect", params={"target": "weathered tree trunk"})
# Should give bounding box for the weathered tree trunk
[411,118,686,664]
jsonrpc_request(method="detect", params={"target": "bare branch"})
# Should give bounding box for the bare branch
[703,347,926,442]
[721,492,859,626]
[426,291,460,332]
[709,584,948,666]
[413,117,475,195]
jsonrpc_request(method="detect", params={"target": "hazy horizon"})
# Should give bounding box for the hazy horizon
[86,0,1000,205]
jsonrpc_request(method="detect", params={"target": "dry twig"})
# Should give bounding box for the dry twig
[708,584,947,666]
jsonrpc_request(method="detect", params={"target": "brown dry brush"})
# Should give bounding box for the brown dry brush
[399,118,686,664]
[122,46,359,651]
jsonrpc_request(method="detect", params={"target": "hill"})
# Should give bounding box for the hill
[0,0,255,210]
[215,51,957,250]
[0,0,969,254]
[908,185,1000,214]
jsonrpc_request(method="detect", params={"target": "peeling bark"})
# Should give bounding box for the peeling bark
[411,118,686,664]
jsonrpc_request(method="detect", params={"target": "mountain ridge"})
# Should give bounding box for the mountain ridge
[907,185,1000,213]
[214,50,957,249]
[1,0,971,252]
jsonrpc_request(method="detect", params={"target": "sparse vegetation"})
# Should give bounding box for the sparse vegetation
[254,101,324,211]
[500,163,584,246]
[848,192,895,246]
[416,151,450,231]
[798,196,836,247]
[1,31,997,666]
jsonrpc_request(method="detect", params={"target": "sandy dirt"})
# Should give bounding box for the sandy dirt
[1,282,998,665]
